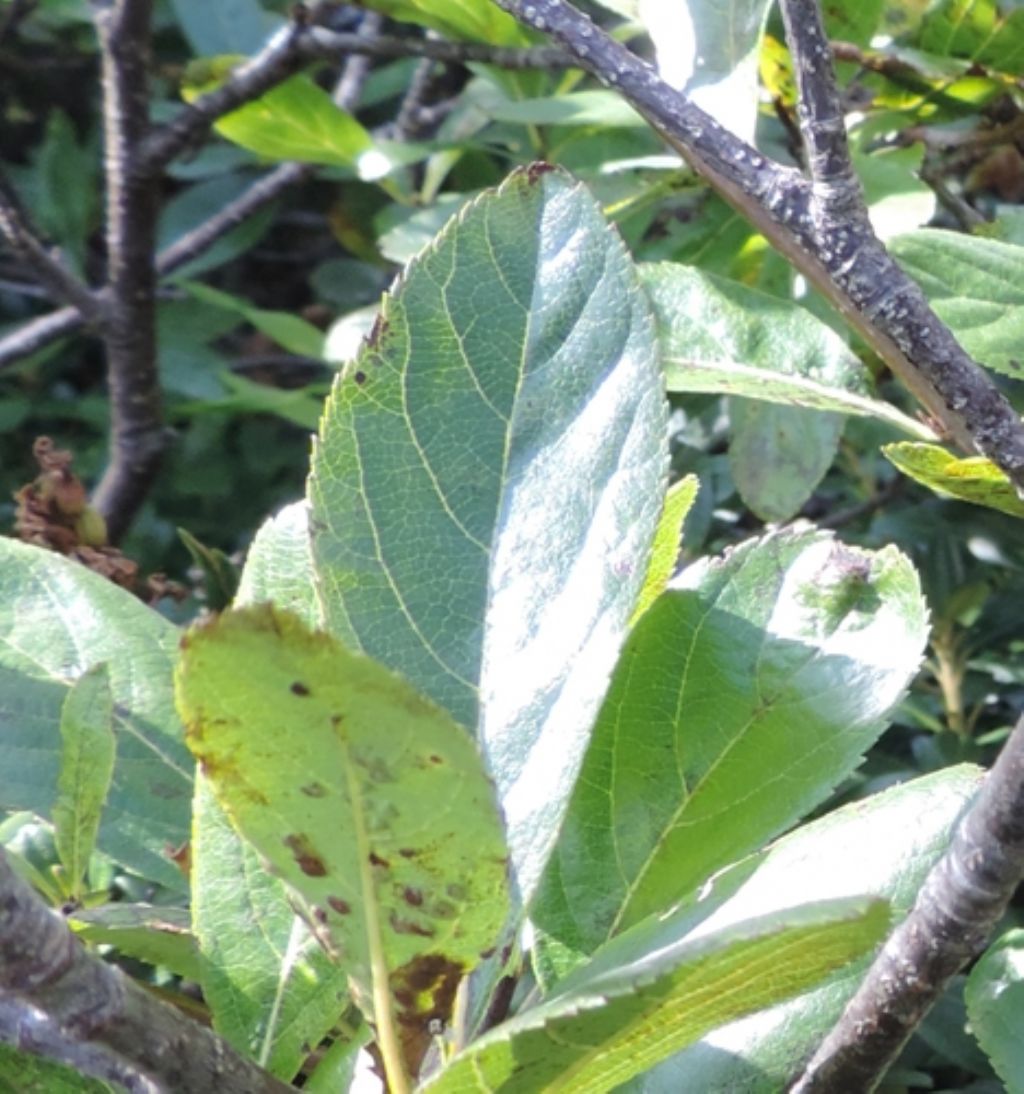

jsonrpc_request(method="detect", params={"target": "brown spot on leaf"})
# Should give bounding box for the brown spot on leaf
[403,887,424,907]
[368,851,389,869]
[428,754,443,765]
[328,896,351,915]
[354,370,367,384]
[301,782,327,798]
[283,833,327,877]
[398,848,418,859]
[312,905,328,925]
[389,912,434,938]
[526,161,555,182]
[368,314,390,348]
[391,954,464,1073]
[290,681,311,696]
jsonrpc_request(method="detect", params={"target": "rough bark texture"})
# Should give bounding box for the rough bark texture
[0,849,294,1093]
[492,0,1024,489]
[90,0,167,541]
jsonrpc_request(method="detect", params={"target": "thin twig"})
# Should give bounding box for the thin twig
[0,849,293,1093]
[790,712,1024,1092]
[89,0,166,542]
[0,170,104,322]
[491,0,1024,491]
[0,306,84,368]
[140,21,569,176]
[331,10,384,111]
[156,162,312,276]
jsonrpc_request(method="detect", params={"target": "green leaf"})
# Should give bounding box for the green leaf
[883,442,1024,517]
[175,604,509,1056]
[630,475,698,625]
[532,526,928,977]
[191,514,345,1078]
[235,501,317,623]
[178,528,239,612]
[356,0,531,45]
[182,70,374,170]
[484,91,647,128]
[621,765,983,1092]
[730,399,842,522]
[423,898,889,1093]
[966,930,1024,1091]
[642,263,934,439]
[919,0,1024,76]
[69,903,200,982]
[175,371,328,430]
[822,0,884,47]
[32,110,96,274]
[52,664,115,900]
[168,0,280,55]
[192,778,349,1079]
[181,281,326,360]
[639,0,772,143]
[309,166,668,900]
[889,230,1024,380]
[0,539,191,889]
[0,1044,112,1093]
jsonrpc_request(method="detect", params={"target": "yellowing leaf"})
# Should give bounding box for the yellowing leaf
[630,475,698,625]
[884,442,1024,518]
[175,604,508,1069]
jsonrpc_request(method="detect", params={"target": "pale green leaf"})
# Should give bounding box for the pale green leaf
[630,475,698,625]
[182,70,373,170]
[623,766,983,1092]
[235,501,317,623]
[69,903,200,982]
[532,526,928,977]
[309,166,668,901]
[52,664,115,898]
[194,511,345,1078]
[642,262,934,439]
[192,778,349,1079]
[730,399,842,522]
[884,442,1024,518]
[356,0,531,44]
[965,929,1024,1093]
[639,0,772,143]
[423,898,889,1093]
[889,230,1024,379]
[175,605,508,1049]
[0,539,191,889]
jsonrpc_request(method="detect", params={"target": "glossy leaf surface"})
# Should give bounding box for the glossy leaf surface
[533,526,928,976]
[309,166,668,899]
